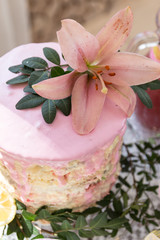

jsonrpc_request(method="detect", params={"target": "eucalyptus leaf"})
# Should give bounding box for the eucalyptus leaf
[61,220,72,230]
[29,70,49,86]
[66,231,80,240]
[35,209,51,220]
[22,210,36,221]
[75,216,87,229]
[139,79,160,90]
[51,222,61,232]
[113,198,123,213]
[9,64,23,73]
[67,66,74,71]
[7,218,19,235]
[89,212,108,228]
[104,218,128,229]
[20,65,34,74]
[23,85,36,94]
[20,216,33,237]
[16,200,26,210]
[42,100,56,124]
[82,207,101,215]
[92,229,108,236]
[43,47,60,65]
[55,96,71,116]
[6,75,29,85]
[51,66,65,77]
[132,86,152,108]
[16,94,45,109]
[16,230,24,240]
[79,230,94,238]
[31,234,44,239]
[22,57,48,69]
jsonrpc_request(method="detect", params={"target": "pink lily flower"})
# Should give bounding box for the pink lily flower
[33,7,160,135]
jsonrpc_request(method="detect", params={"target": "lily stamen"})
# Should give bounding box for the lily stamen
[97,73,108,94]
[92,75,97,80]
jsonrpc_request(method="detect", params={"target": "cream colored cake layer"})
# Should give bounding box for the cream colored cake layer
[0,136,122,212]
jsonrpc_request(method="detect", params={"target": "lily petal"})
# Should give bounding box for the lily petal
[57,19,100,72]
[105,52,160,86]
[33,71,77,100]
[96,6,133,63]
[72,74,106,134]
[107,84,136,117]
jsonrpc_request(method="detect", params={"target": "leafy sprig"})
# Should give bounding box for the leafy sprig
[6,47,72,124]
[4,140,160,239]
[132,79,160,108]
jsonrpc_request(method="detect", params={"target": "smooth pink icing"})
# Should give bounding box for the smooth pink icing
[0,43,127,163]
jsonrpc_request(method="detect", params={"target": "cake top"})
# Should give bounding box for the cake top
[0,42,126,161]
[1,7,160,161]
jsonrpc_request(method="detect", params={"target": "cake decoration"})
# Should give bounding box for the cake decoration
[33,6,160,134]
[1,6,160,240]
[7,47,72,124]
[6,7,160,134]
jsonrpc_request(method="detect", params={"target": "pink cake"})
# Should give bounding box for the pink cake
[0,42,126,211]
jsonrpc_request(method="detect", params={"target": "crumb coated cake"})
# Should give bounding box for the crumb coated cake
[0,42,126,211]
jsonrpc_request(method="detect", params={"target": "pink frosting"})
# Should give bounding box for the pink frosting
[0,43,127,163]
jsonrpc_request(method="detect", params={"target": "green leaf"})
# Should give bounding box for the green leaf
[41,100,56,123]
[21,216,33,237]
[155,209,160,219]
[22,57,48,69]
[121,190,128,208]
[141,79,160,90]
[82,207,101,215]
[89,212,108,228]
[23,85,36,94]
[7,218,18,235]
[111,229,118,237]
[51,222,61,232]
[31,234,44,239]
[132,86,152,108]
[92,229,108,236]
[79,229,94,238]
[9,64,23,73]
[148,220,159,226]
[20,66,34,74]
[16,230,24,240]
[22,210,36,221]
[55,96,71,116]
[146,185,158,192]
[16,94,45,109]
[6,75,29,85]
[67,66,74,71]
[75,216,87,229]
[29,71,49,86]
[51,66,65,77]
[32,225,40,235]
[36,209,51,220]
[113,198,123,213]
[65,231,80,240]
[118,176,131,188]
[16,200,26,210]
[105,217,128,229]
[43,47,60,65]
[124,222,132,233]
[61,220,72,230]
[130,213,140,222]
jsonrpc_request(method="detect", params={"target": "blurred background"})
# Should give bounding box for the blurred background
[0,0,160,56]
